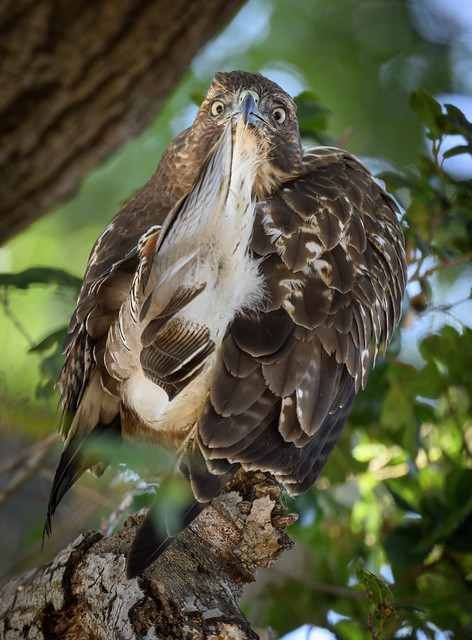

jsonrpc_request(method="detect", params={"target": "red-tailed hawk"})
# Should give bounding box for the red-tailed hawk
[45,70,407,578]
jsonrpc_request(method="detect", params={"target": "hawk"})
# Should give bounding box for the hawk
[45,70,407,578]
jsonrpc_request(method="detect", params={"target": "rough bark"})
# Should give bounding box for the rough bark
[0,472,297,640]
[0,0,244,244]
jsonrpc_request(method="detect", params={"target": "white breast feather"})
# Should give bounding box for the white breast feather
[117,121,264,432]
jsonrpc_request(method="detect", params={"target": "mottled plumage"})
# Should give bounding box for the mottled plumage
[45,71,406,578]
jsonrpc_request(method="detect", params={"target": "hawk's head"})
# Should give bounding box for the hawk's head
[155,71,305,206]
[194,70,305,197]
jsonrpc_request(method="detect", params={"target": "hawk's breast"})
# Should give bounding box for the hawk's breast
[118,121,265,441]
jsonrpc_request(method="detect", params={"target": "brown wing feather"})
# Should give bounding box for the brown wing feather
[140,318,215,399]
[48,71,407,579]
[56,109,216,424]
[196,146,406,496]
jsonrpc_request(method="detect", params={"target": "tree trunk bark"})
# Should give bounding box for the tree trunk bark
[0,0,244,244]
[0,472,297,640]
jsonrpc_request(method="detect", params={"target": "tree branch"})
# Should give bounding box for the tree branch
[0,472,297,640]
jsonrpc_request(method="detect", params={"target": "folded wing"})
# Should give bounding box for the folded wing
[197,147,406,495]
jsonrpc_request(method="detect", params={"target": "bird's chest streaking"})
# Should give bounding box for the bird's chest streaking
[110,120,265,444]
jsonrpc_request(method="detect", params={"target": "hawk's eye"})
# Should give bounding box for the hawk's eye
[211,100,225,116]
[272,107,287,125]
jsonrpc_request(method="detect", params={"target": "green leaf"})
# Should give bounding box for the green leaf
[442,103,472,140]
[444,103,469,122]
[349,359,391,425]
[406,200,431,238]
[295,91,333,143]
[420,326,472,388]
[353,561,425,639]
[410,89,443,139]
[29,328,67,354]
[380,363,417,430]
[0,267,82,292]
[444,468,472,509]
[378,170,420,190]
[354,558,394,610]
[442,145,471,160]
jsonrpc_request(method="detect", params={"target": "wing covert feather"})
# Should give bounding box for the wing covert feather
[196,147,406,495]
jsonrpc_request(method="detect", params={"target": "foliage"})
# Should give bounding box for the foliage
[354,558,401,640]
[1,2,472,638]
[0,269,81,401]
[254,90,472,639]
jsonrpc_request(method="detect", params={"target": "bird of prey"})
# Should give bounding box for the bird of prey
[45,70,407,578]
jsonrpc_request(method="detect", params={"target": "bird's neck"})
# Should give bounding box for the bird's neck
[150,124,303,209]
[150,127,216,209]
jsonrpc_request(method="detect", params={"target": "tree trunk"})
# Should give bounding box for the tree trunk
[0,0,244,244]
[0,472,297,640]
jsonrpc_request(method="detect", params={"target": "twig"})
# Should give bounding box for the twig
[0,434,59,476]
[272,568,367,600]
[408,253,472,284]
[101,494,134,536]
[0,435,59,508]
[274,568,426,606]
[0,287,37,348]
[335,126,355,148]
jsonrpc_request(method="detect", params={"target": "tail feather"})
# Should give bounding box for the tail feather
[43,414,121,542]
[125,499,205,579]
[44,432,88,540]
[126,452,239,578]
[184,445,239,502]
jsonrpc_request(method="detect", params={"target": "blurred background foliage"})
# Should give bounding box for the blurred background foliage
[1,0,472,638]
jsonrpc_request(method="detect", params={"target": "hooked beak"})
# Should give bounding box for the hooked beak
[236,90,266,126]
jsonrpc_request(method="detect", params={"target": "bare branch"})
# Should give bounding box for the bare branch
[0,471,297,640]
